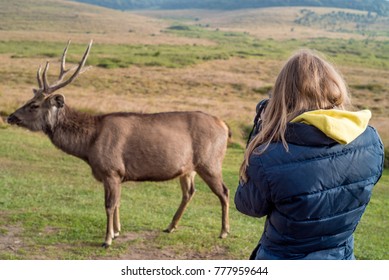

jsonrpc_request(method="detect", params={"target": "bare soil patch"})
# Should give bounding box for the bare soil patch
[0,223,24,256]
[97,231,229,260]
[0,226,230,259]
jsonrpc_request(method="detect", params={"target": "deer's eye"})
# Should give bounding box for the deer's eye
[29,104,39,110]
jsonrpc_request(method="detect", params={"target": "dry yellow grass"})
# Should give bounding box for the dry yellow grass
[0,0,214,45]
[2,2,380,44]
[371,118,389,146]
[0,54,270,146]
[2,53,387,147]
[137,7,377,40]
[0,0,388,147]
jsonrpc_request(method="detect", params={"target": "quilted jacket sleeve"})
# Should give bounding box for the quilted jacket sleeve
[234,156,271,218]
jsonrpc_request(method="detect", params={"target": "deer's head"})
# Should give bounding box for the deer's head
[7,40,92,132]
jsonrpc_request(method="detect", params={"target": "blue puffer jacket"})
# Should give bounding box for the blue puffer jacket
[235,110,384,260]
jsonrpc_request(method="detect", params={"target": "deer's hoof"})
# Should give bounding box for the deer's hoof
[101,242,110,249]
[219,231,229,239]
[163,227,175,234]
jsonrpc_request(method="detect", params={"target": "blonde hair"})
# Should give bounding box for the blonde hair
[239,49,351,182]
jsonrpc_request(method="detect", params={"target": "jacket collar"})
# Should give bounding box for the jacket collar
[290,109,371,145]
[285,122,338,147]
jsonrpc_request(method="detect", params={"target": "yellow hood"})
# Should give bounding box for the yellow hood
[291,109,371,144]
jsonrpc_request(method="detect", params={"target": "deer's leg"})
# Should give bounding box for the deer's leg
[219,182,230,238]
[102,176,121,248]
[113,202,121,237]
[165,171,196,233]
[197,170,230,239]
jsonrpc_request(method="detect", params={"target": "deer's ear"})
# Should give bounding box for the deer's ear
[50,94,65,108]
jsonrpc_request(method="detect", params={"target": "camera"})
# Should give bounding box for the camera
[247,98,269,146]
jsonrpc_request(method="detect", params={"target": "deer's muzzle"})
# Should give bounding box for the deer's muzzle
[7,114,21,125]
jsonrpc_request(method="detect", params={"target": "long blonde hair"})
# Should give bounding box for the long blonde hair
[239,49,351,182]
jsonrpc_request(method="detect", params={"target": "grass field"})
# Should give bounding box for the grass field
[0,0,388,259]
[0,127,388,260]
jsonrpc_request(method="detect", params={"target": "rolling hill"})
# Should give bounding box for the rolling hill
[0,0,388,261]
[0,0,388,145]
[0,0,215,45]
[70,0,389,15]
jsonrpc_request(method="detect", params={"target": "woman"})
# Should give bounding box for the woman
[235,50,384,260]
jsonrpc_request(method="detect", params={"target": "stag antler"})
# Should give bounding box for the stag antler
[35,40,93,95]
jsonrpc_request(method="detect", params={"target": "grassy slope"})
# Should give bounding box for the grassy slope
[0,127,388,259]
[0,0,388,259]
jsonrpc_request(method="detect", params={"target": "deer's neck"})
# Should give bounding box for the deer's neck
[46,105,98,162]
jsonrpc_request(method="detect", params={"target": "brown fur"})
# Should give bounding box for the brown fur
[7,41,230,247]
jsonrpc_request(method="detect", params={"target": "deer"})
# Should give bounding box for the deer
[7,41,230,248]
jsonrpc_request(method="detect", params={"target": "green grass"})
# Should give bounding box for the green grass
[165,24,389,69]
[0,126,388,259]
[0,127,260,259]
[0,0,388,260]
[1,26,389,70]
[354,169,389,260]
